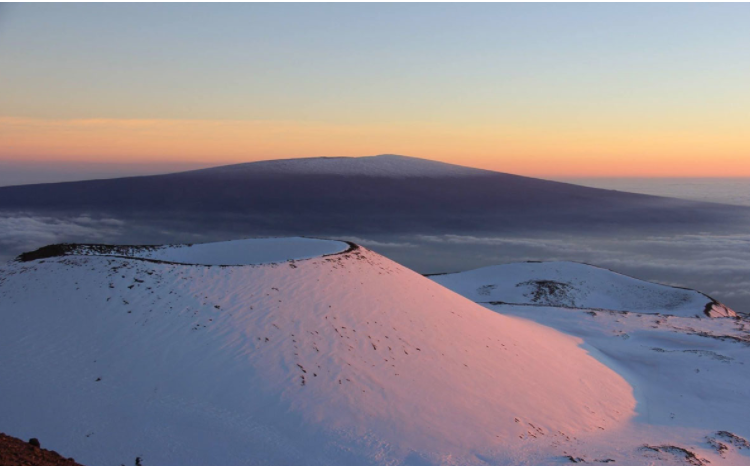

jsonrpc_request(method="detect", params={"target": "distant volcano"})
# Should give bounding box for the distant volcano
[0,154,747,236]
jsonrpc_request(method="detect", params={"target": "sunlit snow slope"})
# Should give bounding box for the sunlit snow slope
[434,262,750,465]
[432,261,736,317]
[0,239,634,466]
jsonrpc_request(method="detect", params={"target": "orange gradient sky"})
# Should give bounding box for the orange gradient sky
[1,4,749,178]
[2,116,749,177]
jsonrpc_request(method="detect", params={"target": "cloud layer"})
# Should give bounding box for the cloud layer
[1,213,747,313]
[0,213,125,260]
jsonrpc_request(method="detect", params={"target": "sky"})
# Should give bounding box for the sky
[1,3,750,181]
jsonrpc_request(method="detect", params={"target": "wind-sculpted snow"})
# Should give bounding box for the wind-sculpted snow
[432,261,737,318]
[0,240,634,466]
[435,265,750,465]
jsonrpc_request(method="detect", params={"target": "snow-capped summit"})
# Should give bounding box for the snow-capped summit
[2,154,746,256]
[0,238,634,466]
[192,154,496,178]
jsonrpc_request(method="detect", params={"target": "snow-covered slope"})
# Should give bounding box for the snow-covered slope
[195,154,495,178]
[480,303,750,466]
[0,239,634,466]
[432,261,737,318]
[432,262,750,466]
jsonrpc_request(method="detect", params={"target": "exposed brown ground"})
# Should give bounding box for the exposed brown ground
[0,434,85,466]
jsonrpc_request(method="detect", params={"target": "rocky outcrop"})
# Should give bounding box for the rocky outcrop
[704,301,738,318]
[0,433,85,466]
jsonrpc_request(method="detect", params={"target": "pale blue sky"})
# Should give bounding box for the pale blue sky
[1,3,749,178]
[2,3,749,122]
